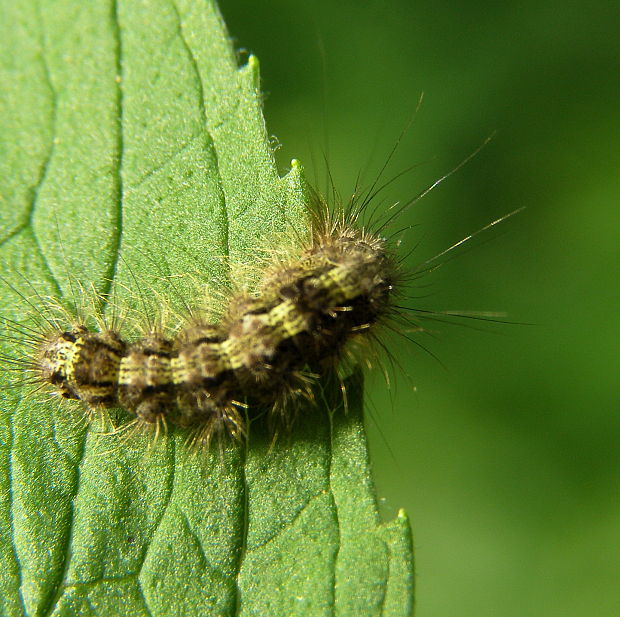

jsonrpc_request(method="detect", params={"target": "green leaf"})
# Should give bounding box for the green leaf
[0,1,414,616]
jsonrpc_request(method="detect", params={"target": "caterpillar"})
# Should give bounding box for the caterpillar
[1,184,404,444]
[2,149,519,448]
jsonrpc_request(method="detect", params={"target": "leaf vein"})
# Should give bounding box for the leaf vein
[102,0,126,310]
[245,490,332,556]
[39,429,89,617]
[28,5,58,236]
[328,408,342,615]
[0,224,29,251]
[232,430,249,617]
[136,581,155,617]
[125,132,203,191]
[7,410,27,617]
[137,438,176,577]
[62,571,138,591]
[170,0,230,262]
[180,511,209,571]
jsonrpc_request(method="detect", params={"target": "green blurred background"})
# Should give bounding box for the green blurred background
[220,1,620,615]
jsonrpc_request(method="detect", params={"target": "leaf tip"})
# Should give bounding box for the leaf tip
[245,53,261,88]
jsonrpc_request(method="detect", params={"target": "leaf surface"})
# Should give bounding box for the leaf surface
[0,1,413,615]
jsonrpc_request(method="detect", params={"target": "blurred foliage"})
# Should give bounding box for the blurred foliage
[220,1,620,615]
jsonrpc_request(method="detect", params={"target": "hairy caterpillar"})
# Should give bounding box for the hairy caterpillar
[1,179,405,444]
[1,138,515,448]
[3,170,515,447]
